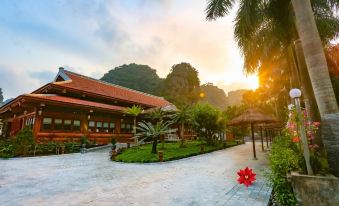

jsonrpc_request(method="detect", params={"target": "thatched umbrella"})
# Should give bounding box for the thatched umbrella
[263,122,284,146]
[228,108,277,160]
[256,122,283,151]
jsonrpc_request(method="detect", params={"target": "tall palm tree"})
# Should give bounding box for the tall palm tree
[124,105,143,144]
[136,121,172,154]
[291,0,339,176]
[206,0,339,175]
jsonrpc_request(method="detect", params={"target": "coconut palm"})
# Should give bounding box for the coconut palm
[206,0,339,175]
[135,121,172,154]
[124,105,143,143]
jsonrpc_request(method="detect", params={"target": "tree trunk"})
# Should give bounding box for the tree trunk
[180,122,184,139]
[251,123,257,160]
[133,116,137,144]
[151,139,158,154]
[292,0,339,176]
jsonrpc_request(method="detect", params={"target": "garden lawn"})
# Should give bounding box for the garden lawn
[115,140,238,163]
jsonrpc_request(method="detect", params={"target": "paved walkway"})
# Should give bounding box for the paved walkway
[0,143,271,206]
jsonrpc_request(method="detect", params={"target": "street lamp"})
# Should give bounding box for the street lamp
[289,88,313,175]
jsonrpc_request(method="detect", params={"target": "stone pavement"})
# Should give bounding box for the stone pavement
[0,142,271,206]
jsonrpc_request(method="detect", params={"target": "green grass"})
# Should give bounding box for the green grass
[115,140,239,163]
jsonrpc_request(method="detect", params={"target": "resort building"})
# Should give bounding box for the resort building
[0,68,174,144]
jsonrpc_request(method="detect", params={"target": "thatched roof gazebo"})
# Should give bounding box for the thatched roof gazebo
[228,108,277,160]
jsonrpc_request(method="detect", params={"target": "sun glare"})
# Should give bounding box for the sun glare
[245,75,259,90]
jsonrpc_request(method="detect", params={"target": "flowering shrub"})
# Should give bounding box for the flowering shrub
[286,106,328,174]
[286,106,320,150]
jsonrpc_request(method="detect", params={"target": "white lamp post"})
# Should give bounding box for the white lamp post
[289,88,313,175]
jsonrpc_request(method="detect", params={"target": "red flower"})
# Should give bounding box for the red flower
[237,167,256,187]
[292,136,300,142]
[313,122,320,127]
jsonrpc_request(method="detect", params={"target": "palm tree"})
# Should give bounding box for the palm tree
[170,106,192,146]
[291,0,339,176]
[124,105,143,144]
[135,121,172,154]
[206,0,339,175]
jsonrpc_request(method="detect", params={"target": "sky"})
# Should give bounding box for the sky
[0,0,258,100]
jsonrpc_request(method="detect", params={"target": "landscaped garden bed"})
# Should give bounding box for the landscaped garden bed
[115,140,239,163]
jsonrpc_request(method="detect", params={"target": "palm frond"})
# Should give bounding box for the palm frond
[206,0,235,20]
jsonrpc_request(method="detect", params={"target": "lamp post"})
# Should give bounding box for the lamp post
[289,88,314,175]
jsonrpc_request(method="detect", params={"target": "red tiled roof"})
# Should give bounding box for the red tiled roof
[51,70,170,107]
[24,94,126,112]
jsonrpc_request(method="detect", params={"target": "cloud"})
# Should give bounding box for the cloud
[0,0,251,98]
[0,65,54,99]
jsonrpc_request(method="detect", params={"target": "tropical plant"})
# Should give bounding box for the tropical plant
[191,103,226,144]
[135,121,172,154]
[170,105,192,147]
[147,107,165,122]
[125,105,143,143]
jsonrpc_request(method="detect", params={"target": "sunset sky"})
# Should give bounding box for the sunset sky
[0,0,258,100]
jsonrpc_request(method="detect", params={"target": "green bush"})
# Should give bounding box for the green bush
[80,136,90,147]
[64,142,80,153]
[268,134,303,206]
[0,140,15,158]
[15,127,35,156]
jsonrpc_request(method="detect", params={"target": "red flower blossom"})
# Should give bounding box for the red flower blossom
[292,136,300,142]
[237,167,256,187]
[313,122,320,127]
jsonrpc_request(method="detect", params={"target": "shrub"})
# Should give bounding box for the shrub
[268,134,303,206]
[80,136,90,147]
[15,127,35,156]
[64,142,80,153]
[0,140,15,158]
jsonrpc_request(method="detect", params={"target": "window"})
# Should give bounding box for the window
[54,119,63,130]
[103,122,109,133]
[42,118,52,130]
[73,120,81,131]
[96,122,102,132]
[64,120,72,130]
[89,121,95,132]
[121,123,133,133]
[109,122,115,133]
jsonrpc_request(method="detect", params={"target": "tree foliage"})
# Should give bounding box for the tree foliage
[325,44,339,104]
[191,103,226,144]
[100,63,163,95]
[0,88,3,103]
[160,63,201,107]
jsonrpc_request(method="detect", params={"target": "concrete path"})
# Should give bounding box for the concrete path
[0,143,271,206]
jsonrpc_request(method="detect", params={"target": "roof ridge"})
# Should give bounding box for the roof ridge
[64,70,167,102]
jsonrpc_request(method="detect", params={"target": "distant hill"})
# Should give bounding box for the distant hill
[199,83,227,109]
[100,63,163,95]
[225,89,249,107]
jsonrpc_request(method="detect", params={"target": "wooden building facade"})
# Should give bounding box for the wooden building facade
[0,68,173,144]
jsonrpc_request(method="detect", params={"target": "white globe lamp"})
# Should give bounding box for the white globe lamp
[289,88,302,99]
